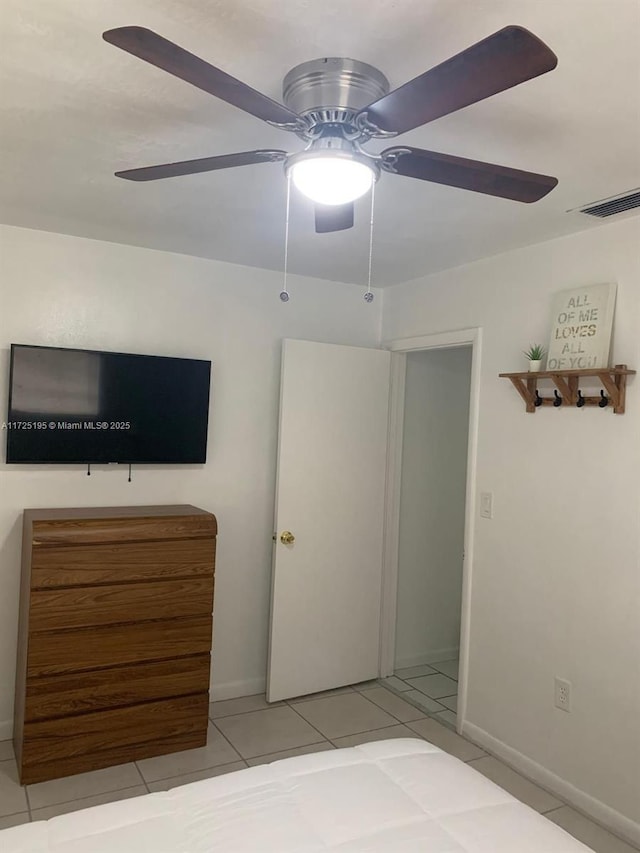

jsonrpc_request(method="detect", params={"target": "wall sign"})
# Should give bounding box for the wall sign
[547,283,617,370]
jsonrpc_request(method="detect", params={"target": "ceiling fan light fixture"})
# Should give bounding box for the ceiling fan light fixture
[287,151,377,206]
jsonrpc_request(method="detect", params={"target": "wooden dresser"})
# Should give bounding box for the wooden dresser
[13,505,217,784]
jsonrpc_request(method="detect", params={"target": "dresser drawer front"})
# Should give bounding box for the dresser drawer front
[31,537,215,587]
[32,513,216,546]
[29,577,214,631]
[27,615,213,677]
[24,655,211,722]
[21,694,209,784]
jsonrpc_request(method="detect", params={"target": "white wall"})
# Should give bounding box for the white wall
[395,347,471,669]
[2,216,638,839]
[383,216,640,831]
[0,224,382,736]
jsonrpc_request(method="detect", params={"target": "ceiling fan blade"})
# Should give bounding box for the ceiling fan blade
[315,203,355,233]
[360,26,557,134]
[381,146,557,202]
[103,27,301,127]
[115,149,288,182]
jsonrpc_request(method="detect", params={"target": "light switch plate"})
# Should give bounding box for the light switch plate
[480,492,493,519]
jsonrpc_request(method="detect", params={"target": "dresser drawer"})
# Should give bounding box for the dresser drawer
[27,614,213,677]
[32,512,216,546]
[24,655,211,722]
[21,693,209,784]
[16,506,217,784]
[31,537,215,587]
[29,577,214,630]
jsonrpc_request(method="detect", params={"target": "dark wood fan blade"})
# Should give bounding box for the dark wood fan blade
[361,26,557,134]
[381,146,557,202]
[103,27,301,126]
[315,203,355,233]
[115,149,288,181]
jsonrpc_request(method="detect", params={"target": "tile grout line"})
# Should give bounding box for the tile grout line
[24,781,33,822]
[452,735,610,829]
[29,785,148,819]
[209,700,287,720]
[0,752,32,822]
[0,810,31,821]
[379,677,453,726]
[283,686,356,707]
[395,666,457,680]
[464,741,582,812]
[403,680,458,700]
[327,724,408,749]
[148,758,248,786]
[390,673,460,724]
[209,718,251,763]
[541,805,565,815]
[288,690,427,746]
[246,745,327,764]
[133,761,150,794]
[285,701,339,747]
[355,683,420,726]
[214,689,414,758]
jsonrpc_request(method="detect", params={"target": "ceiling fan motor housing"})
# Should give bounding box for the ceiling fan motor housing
[282,58,390,132]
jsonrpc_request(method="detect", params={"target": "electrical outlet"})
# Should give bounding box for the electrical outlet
[554,677,572,712]
[480,492,493,519]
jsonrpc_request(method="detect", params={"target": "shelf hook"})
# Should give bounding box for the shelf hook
[576,389,585,408]
[534,389,543,407]
[599,389,609,408]
[553,389,563,407]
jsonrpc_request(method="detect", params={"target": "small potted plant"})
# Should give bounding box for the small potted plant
[523,344,546,372]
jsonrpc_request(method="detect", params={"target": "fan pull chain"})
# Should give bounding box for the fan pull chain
[364,181,376,303]
[280,173,292,302]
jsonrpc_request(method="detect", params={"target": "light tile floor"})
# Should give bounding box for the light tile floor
[0,679,637,852]
[386,657,461,729]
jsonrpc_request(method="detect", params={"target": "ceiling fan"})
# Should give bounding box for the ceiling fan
[103,25,558,233]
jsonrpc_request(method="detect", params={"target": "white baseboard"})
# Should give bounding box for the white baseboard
[395,647,459,670]
[462,721,640,849]
[0,719,12,740]
[210,676,266,702]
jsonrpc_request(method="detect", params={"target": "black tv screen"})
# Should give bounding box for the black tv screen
[6,345,211,464]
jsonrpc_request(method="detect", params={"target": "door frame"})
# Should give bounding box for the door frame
[379,327,482,733]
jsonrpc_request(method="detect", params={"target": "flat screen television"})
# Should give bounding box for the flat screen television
[6,344,211,464]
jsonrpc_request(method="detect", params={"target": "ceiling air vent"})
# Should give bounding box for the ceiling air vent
[573,188,640,218]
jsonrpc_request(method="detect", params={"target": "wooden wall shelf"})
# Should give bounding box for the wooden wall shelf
[499,364,635,414]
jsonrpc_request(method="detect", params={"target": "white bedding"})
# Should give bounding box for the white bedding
[2,738,593,852]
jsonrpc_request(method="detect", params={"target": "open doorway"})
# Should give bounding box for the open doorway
[389,346,472,726]
[379,328,481,733]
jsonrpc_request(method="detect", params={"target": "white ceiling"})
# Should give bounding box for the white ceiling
[1,0,639,286]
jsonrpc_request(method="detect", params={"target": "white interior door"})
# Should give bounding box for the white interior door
[267,339,391,702]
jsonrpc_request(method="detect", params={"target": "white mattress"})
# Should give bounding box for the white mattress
[2,738,594,852]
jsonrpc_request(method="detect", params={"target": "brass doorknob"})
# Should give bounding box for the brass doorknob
[280,531,295,545]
